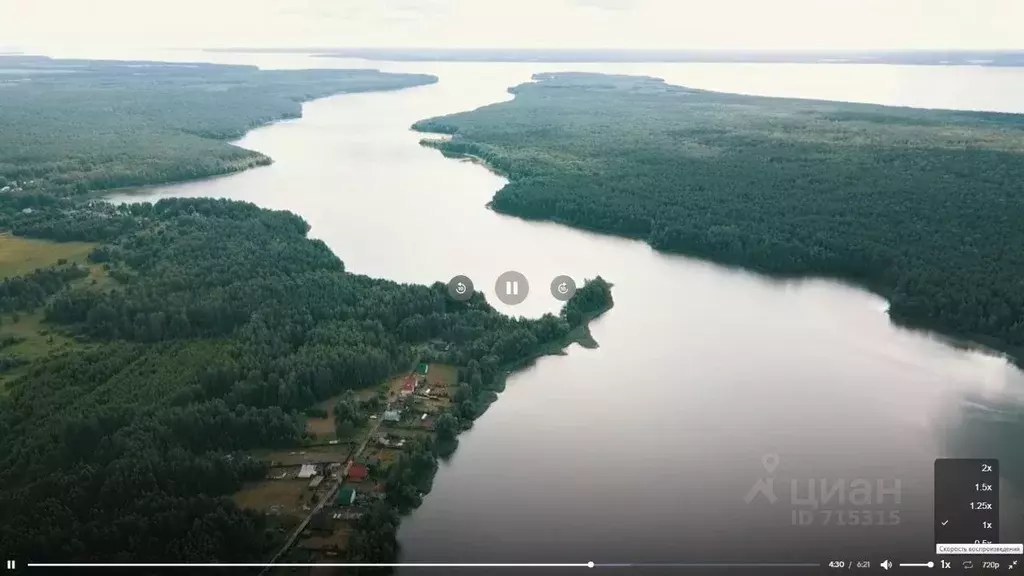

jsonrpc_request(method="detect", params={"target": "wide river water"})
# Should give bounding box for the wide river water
[98,51,1024,570]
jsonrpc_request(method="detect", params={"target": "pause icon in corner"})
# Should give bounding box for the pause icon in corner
[5,560,14,570]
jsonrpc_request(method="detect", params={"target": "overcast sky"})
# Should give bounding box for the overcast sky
[2,0,1023,54]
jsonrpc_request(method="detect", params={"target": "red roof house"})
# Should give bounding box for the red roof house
[347,463,370,482]
[400,374,417,396]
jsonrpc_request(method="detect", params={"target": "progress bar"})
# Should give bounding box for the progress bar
[27,562,822,569]
[600,564,820,568]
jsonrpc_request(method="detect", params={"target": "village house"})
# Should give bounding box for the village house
[337,487,357,506]
[377,434,405,448]
[399,374,417,397]
[347,463,369,483]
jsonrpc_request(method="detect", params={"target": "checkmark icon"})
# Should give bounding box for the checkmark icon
[941,520,949,526]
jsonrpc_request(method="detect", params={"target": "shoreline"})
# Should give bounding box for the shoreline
[83,80,439,202]
[412,131,1024,369]
[385,296,614,566]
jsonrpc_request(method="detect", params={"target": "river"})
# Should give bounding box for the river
[101,52,1024,570]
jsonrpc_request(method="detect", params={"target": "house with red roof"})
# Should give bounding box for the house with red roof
[347,463,370,482]
[400,374,417,396]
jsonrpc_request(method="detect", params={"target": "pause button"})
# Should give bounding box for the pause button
[495,271,529,306]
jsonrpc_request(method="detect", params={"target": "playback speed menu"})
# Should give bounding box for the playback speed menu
[935,458,1000,544]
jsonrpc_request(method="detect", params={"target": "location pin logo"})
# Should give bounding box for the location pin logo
[745,453,781,504]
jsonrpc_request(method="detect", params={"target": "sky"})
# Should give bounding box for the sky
[2,0,1023,54]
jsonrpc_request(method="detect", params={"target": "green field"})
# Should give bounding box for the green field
[0,233,96,278]
[0,234,103,387]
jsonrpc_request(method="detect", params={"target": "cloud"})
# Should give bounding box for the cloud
[2,0,1023,53]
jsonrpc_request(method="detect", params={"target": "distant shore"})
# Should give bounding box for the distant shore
[206,47,1024,67]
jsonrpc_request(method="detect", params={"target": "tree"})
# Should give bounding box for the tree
[435,413,459,443]
[469,370,483,393]
[454,382,473,404]
[333,391,365,439]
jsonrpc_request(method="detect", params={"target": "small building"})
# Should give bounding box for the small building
[400,374,417,396]
[298,464,318,479]
[337,487,357,506]
[378,434,406,448]
[383,409,402,423]
[348,463,369,482]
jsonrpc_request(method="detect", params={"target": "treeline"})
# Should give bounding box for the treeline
[0,195,605,562]
[0,263,88,313]
[0,56,435,196]
[414,72,1024,356]
[562,276,613,327]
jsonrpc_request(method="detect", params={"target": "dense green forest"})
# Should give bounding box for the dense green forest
[0,58,612,563]
[0,56,435,195]
[0,195,610,562]
[414,73,1024,357]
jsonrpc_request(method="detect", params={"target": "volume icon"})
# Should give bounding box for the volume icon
[880,559,892,571]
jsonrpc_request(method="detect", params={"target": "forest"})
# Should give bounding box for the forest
[0,196,611,562]
[0,56,435,195]
[414,72,1024,357]
[0,58,612,564]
